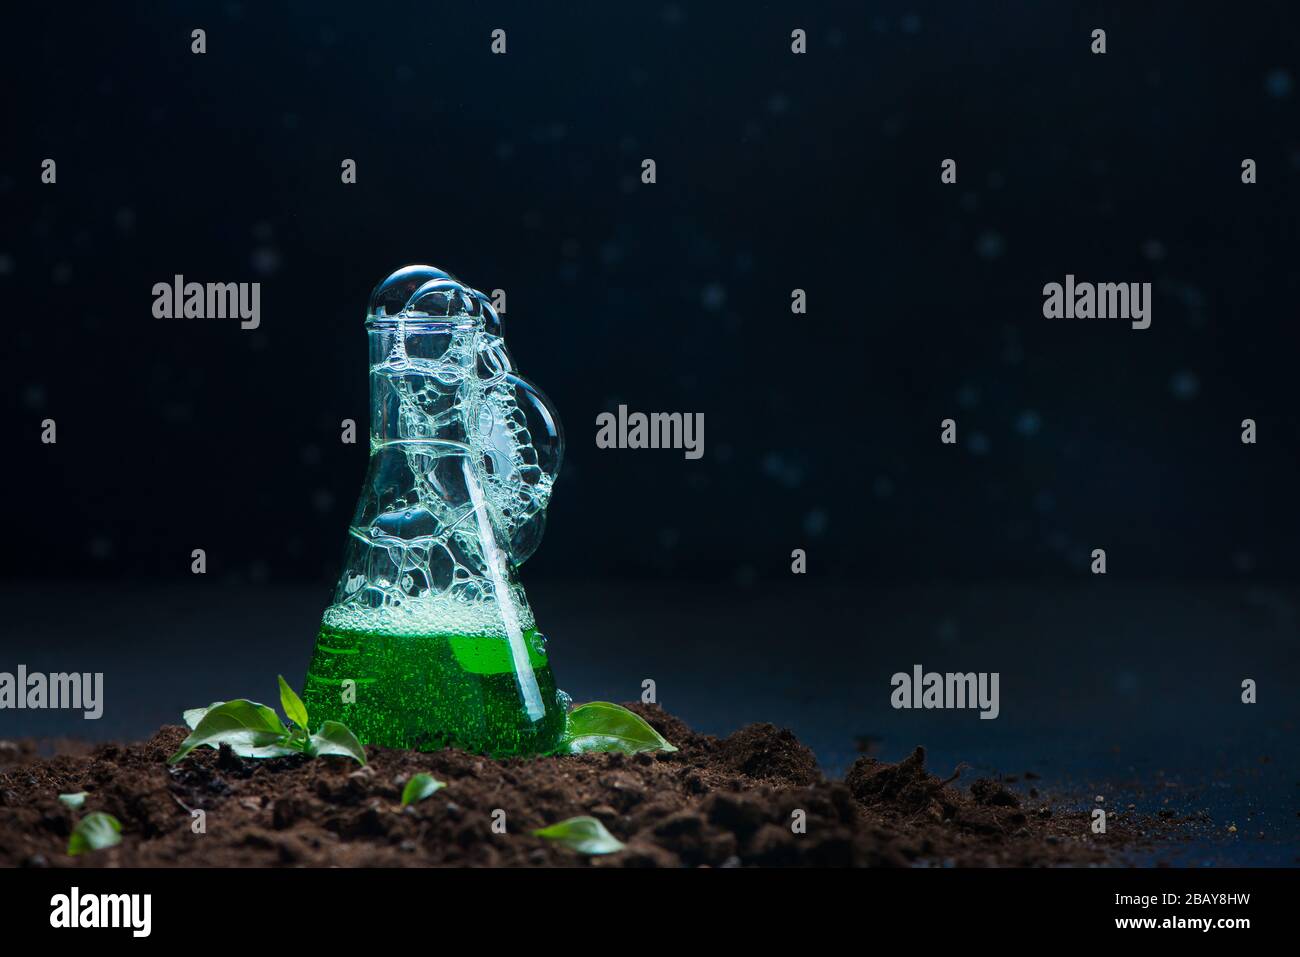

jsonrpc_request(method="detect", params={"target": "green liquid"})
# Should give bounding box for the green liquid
[303,624,567,756]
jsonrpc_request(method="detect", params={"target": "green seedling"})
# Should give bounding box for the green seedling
[67,812,122,856]
[533,816,626,855]
[278,674,310,730]
[169,676,366,766]
[561,701,678,755]
[58,791,88,810]
[400,773,447,807]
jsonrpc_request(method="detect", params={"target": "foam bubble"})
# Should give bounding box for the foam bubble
[322,589,535,638]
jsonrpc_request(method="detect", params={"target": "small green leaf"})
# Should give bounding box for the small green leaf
[278,675,310,730]
[401,773,446,807]
[563,702,678,755]
[183,701,225,730]
[533,816,626,855]
[58,791,88,810]
[307,720,366,765]
[168,699,292,765]
[67,812,122,856]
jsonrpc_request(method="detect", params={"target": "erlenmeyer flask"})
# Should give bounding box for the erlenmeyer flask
[303,266,569,756]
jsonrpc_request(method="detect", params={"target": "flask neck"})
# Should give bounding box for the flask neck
[366,321,481,446]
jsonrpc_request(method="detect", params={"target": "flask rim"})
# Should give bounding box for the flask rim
[364,317,481,331]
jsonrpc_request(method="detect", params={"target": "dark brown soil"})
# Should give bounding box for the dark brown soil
[0,705,1165,867]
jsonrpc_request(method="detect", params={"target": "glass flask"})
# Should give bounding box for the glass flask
[303,265,569,756]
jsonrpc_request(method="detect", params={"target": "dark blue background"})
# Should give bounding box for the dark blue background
[5,0,1299,585]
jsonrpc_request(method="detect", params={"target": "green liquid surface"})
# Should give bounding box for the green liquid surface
[303,624,567,756]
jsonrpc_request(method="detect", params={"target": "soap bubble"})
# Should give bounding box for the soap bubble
[474,292,504,337]
[476,337,512,380]
[367,264,458,319]
[405,278,481,318]
[506,374,563,480]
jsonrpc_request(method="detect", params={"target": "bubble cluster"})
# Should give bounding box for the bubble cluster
[323,266,563,638]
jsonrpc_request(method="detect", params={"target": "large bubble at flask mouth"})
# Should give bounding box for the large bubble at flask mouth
[367,265,459,319]
[367,265,506,336]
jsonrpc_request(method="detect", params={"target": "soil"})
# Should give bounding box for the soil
[0,704,1174,867]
